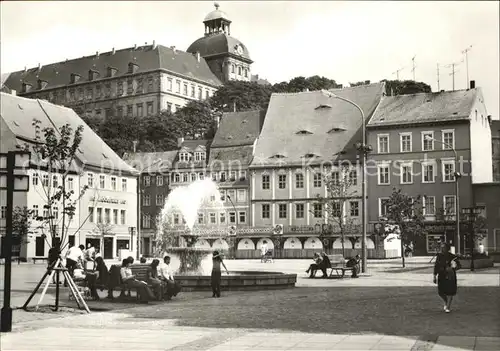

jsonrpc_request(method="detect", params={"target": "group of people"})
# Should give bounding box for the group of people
[305,252,361,278]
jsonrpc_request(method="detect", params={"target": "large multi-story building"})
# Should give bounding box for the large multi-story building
[2,4,251,118]
[247,83,386,258]
[491,120,500,182]
[366,83,493,255]
[0,93,138,259]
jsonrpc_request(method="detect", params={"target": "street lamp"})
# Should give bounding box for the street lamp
[321,90,369,273]
[424,135,461,254]
[460,207,482,271]
[0,151,31,333]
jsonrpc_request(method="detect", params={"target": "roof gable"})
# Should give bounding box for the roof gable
[211,110,264,148]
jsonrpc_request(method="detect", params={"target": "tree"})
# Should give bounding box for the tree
[209,80,273,113]
[174,100,217,139]
[272,75,342,93]
[316,165,360,257]
[349,80,371,87]
[11,206,36,259]
[381,188,426,267]
[381,80,432,96]
[23,119,92,254]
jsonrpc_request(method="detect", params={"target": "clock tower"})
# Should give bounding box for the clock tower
[187,3,253,83]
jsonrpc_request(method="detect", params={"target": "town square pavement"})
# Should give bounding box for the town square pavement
[1,258,499,350]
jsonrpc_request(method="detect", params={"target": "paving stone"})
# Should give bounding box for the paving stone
[435,336,476,349]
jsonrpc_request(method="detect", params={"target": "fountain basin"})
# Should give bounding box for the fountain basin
[174,271,297,291]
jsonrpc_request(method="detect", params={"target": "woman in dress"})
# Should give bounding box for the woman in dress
[211,251,229,298]
[433,243,461,313]
[147,259,164,300]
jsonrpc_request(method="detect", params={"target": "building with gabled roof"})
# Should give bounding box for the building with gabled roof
[248,83,385,257]
[366,82,493,255]
[1,92,138,260]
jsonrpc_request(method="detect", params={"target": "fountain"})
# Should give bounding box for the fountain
[153,178,297,291]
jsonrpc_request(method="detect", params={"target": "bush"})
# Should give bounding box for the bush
[457,252,490,260]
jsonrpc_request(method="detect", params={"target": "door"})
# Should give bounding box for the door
[116,240,129,258]
[143,237,150,257]
[104,237,113,259]
[35,236,45,256]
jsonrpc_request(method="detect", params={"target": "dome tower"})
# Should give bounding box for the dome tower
[187,3,253,83]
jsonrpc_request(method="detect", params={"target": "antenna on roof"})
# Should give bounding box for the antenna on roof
[411,55,416,81]
[392,67,405,80]
[446,59,463,91]
[461,45,473,89]
[436,63,440,91]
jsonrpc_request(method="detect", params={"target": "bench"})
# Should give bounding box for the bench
[311,254,356,278]
[32,257,48,264]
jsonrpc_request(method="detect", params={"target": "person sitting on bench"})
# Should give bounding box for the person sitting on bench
[318,252,331,278]
[305,252,323,278]
[120,258,155,303]
[147,259,164,300]
[86,257,109,300]
[346,254,361,278]
[158,256,181,300]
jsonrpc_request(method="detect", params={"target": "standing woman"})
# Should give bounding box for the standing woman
[433,243,461,313]
[211,251,229,298]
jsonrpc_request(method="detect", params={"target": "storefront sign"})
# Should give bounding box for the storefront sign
[289,225,315,234]
[425,224,455,233]
[90,196,127,205]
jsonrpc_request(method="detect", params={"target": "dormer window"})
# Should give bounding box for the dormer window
[179,152,190,162]
[194,152,206,162]
[128,62,139,74]
[107,67,118,77]
[88,70,99,81]
[315,104,332,110]
[37,79,48,90]
[303,153,319,159]
[270,154,286,159]
[327,127,347,133]
[21,82,32,93]
[70,73,81,84]
[296,130,313,135]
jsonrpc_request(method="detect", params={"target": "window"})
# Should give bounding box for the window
[105,209,111,223]
[231,64,235,73]
[97,208,103,224]
[167,78,173,91]
[313,203,323,218]
[229,212,236,224]
[117,81,123,96]
[295,173,304,188]
[144,176,151,186]
[99,175,105,189]
[278,204,287,219]
[331,171,339,186]
[295,204,304,218]
[198,87,203,99]
[173,173,180,183]
[122,179,127,191]
[33,205,39,218]
[219,172,226,182]
[211,173,218,181]
[313,173,322,187]
[143,194,151,206]
[52,175,59,188]
[183,173,189,182]
[219,212,226,224]
[194,152,206,162]
[127,79,133,94]
[1,206,6,219]
[167,102,172,112]
[229,171,237,181]
[143,215,151,228]
[43,207,49,220]
[237,189,246,202]
[400,133,412,152]
[278,174,287,189]
[444,196,456,215]
[379,198,390,218]
[179,152,190,162]
[176,80,181,93]
[239,171,247,180]
[105,83,111,97]
[350,201,359,216]
[442,130,455,150]
[262,204,270,219]
[205,90,209,99]
[120,210,126,225]
[191,85,195,97]
[53,207,59,220]
[262,174,270,189]
[423,196,435,215]
[209,213,216,224]
[42,174,49,187]
[183,83,188,95]
[422,163,435,183]
[137,78,144,93]
[191,173,197,182]
[156,176,163,186]
[349,170,357,185]
[422,131,434,151]
[239,212,246,223]
[67,177,74,190]
[86,87,94,99]
[32,173,39,186]
[156,194,164,206]
[238,66,242,75]
[244,68,248,77]
[173,214,180,224]
[147,102,154,115]
[400,163,413,184]
[148,77,154,92]
[113,209,118,225]
[442,160,455,182]
[136,103,144,117]
[111,177,117,191]
[378,134,389,153]
[127,105,133,116]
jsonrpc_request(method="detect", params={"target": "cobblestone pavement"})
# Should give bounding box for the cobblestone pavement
[1,259,499,350]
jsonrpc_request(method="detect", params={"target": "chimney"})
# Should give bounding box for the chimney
[171,46,176,54]
[470,80,475,89]
[152,40,157,50]
[24,66,27,72]
[37,63,41,70]
[112,47,115,55]
[96,51,99,58]
[11,89,17,96]
[134,44,137,50]
[177,137,184,148]
[196,52,201,62]
[487,115,492,125]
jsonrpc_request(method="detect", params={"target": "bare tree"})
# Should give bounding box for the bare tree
[92,222,114,254]
[316,165,360,257]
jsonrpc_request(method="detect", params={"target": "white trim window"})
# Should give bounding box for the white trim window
[99,175,105,189]
[378,165,390,185]
[443,195,457,215]
[422,131,434,151]
[400,132,412,152]
[156,176,163,186]
[442,129,455,150]
[209,212,217,224]
[442,160,455,182]
[377,134,389,153]
[423,195,436,216]
[422,162,436,183]
[400,162,413,184]
[144,176,150,187]
[350,201,360,217]
[179,152,190,162]
[379,198,390,218]
[143,194,151,206]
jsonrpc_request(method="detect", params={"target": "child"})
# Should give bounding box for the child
[211,251,229,298]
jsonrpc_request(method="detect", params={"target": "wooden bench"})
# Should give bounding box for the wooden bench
[325,254,356,278]
[32,257,48,264]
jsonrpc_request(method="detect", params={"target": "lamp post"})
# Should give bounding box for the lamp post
[425,136,461,254]
[460,207,482,271]
[0,151,31,333]
[321,90,369,273]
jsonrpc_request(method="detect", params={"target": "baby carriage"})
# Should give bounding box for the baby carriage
[261,249,274,263]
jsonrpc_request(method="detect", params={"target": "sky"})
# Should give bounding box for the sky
[1,1,498,118]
